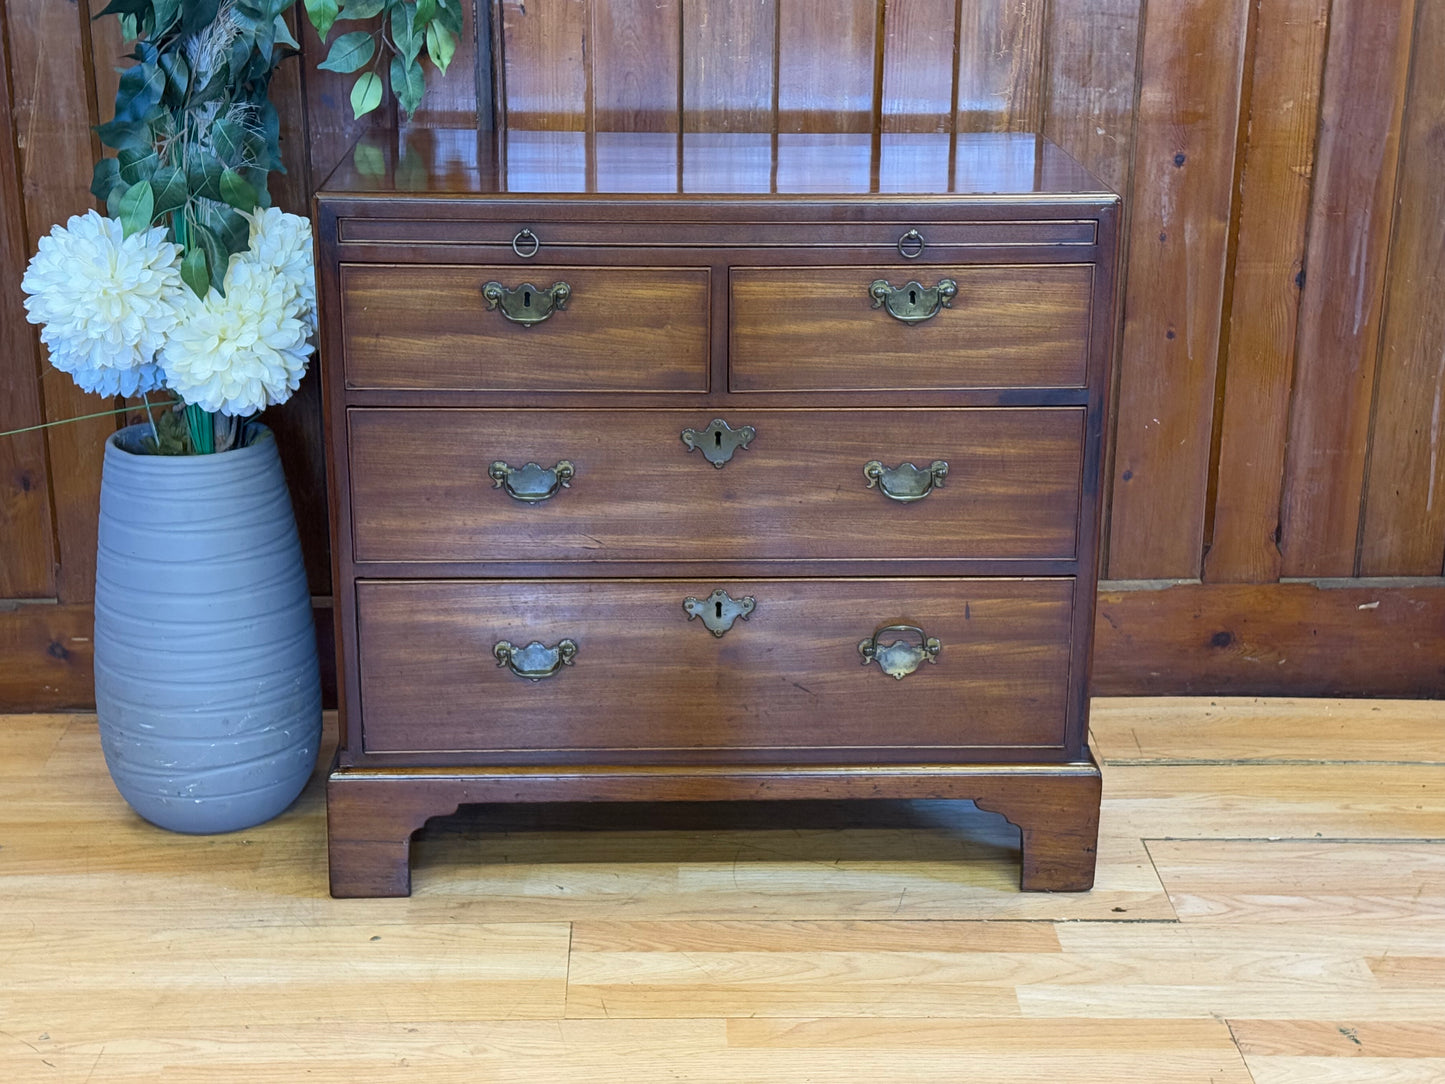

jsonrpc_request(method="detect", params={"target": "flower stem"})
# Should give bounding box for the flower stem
[185,402,214,454]
[0,400,180,439]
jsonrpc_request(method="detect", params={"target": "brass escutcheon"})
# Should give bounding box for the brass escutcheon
[683,589,756,638]
[481,280,571,326]
[489,459,574,503]
[494,638,577,681]
[863,459,949,502]
[858,625,942,680]
[681,418,756,468]
[868,278,958,324]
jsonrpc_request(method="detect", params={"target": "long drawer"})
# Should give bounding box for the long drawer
[730,264,1094,391]
[355,578,1075,761]
[347,408,1084,564]
[340,264,711,392]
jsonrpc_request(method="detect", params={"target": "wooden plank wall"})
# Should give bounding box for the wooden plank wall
[1,0,1443,708]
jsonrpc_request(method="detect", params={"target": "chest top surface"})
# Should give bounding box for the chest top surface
[318,128,1114,205]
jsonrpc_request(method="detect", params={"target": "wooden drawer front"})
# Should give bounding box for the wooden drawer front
[340,264,710,391]
[730,264,1093,391]
[348,408,1084,564]
[356,578,1074,759]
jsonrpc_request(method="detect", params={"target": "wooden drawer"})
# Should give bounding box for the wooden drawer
[356,578,1074,760]
[730,264,1093,391]
[348,407,1084,564]
[339,264,710,391]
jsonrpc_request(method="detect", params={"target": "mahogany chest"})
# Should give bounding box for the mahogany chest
[316,131,1119,897]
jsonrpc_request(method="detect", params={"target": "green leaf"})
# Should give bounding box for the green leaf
[338,0,385,19]
[180,245,209,299]
[219,167,259,212]
[90,157,121,203]
[415,0,437,24]
[318,30,375,73]
[152,0,182,35]
[303,0,340,37]
[273,14,300,49]
[191,223,228,293]
[434,0,462,37]
[390,2,422,62]
[117,144,158,185]
[150,165,188,217]
[349,71,383,118]
[181,0,222,35]
[116,180,154,236]
[213,119,245,165]
[425,22,455,75]
[158,51,190,101]
[187,157,225,202]
[389,54,426,117]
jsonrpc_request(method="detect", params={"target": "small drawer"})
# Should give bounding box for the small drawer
[356,578,1074,760]
[347,407,1084,565]
[339,264,710,391]
[730,264,1093,391]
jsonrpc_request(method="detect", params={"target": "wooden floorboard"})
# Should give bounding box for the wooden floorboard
[1,697,1443,1081]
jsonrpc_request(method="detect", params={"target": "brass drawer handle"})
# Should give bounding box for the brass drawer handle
[863,459,949,502]
[683,588,756,638]
[681,418,755,468]
[481,280,571,326]
[858,625,941,680]
[494,638,577,681]
[868,278,958,324]
[489,459,574,503]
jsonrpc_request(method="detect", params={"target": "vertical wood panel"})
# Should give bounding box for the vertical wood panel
[6,0,118,603]
[500,0,588,129]
[0,0,55,599]
[1202,0,1329,583]
[1359,1,1445,576]
[681,0,776,131]
[411,0,481,127]
[1041,0,1141,199]
[956,0,1045,133]
[880,0,957,134]
[1279,0,1418,577]
[777,0,877,132]
[300,16,395,182]
[1106,0,1251,579]
[593,0,680,131]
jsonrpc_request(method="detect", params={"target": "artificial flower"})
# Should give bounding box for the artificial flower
[20,210,182,397]
[241,207,317,335]
[159,258,310,417]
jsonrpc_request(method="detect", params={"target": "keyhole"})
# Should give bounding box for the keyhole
[909,288,917,306]
[714,430,722,448]
[523,290,533,308]
[715,600,723,620]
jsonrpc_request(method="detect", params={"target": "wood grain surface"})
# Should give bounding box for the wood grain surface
[347,407,1084,564]
[340,264,710,390]
[776,0,876,133]
[955,0,1044,133]
[353,577,1075,757]
[4,697,1444,1079]
[1280,0,1420,576]
[730,264,1094,390]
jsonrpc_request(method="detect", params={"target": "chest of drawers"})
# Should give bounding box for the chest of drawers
[316,131,1119,897]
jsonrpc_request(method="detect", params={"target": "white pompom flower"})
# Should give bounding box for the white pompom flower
[241,206,316,335]
[159,257,311,417]
[20,210,183,397]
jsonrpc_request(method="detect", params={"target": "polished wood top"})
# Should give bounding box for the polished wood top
[321,128,1114,199]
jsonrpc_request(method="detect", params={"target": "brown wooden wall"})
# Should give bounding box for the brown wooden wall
[2,0,1443,709]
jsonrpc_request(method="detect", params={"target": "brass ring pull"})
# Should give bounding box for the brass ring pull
[863,459,949,502]
[858,625,942,680]
[489,459,574,502]
[681,418,756,468]
[494,638,577,681]
[481,280,571,326]
[512,228,540,257]
[897,228,925,259]
[683,589,756,638]
[869,278,958,324]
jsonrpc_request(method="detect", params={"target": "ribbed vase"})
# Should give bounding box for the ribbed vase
[93,423,321,834]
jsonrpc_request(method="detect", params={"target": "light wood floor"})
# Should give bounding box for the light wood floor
[2,697,1443,1083]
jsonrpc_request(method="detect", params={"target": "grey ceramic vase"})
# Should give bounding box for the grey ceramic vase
[93,422,321,834]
